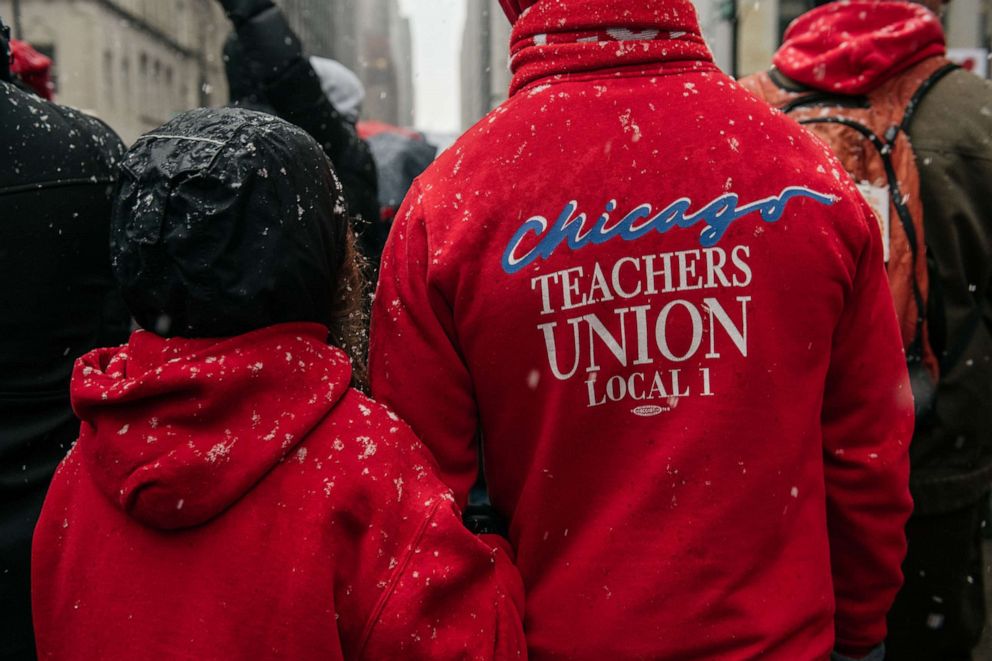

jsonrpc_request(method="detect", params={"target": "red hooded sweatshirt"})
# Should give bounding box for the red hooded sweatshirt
[772,1,945,95]
[369,1,914,659]
[31,324,526,660]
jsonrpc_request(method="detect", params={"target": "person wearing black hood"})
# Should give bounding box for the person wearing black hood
[30,107,527,661]
[216,0,383,271]
[0,15,130,661]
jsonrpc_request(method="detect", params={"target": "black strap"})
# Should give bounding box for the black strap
[799,116,928,362]
[792,64,959,363]
[781,92,870,115]
[900,62,960,134]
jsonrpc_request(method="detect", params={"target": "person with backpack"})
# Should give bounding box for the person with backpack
[30,107,526,661]
[369,0,915,658]
[0,16,131,660]
[740,2,992,658]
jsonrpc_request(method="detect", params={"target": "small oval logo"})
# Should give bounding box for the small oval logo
[632,405,664,417]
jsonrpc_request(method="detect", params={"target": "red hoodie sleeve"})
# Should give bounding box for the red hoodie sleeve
[821,200,914,656]
[357,500,527,660]
[370,183,480,506]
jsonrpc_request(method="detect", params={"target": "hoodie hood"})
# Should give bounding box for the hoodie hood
[774,1,946,95]
[71,323,350,530]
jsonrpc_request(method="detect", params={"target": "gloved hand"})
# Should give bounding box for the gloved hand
[214,0,275,27]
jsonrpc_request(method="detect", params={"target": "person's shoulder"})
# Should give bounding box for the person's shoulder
[911,68,992,157]
[60,105,127,159]
[303,388,454,512]
[930,67,992,104]
[0,83,125,180]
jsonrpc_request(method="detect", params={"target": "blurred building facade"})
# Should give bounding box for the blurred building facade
[277,0,414,126]
[460,0,992,129]
[460,0,510,130]
[0,0,230,143]
[0,0,415,142]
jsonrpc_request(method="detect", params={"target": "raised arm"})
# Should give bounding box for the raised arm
[216,0,381,260]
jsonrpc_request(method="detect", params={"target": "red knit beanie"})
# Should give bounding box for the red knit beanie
[498,0,539,22]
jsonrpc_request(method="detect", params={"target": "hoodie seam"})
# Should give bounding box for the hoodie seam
[355,499,445,657]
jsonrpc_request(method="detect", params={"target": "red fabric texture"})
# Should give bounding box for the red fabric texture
[509,0,713,95]
[10,39,53,100]
[774,0,946,95]
[32,323,526,660]
[370,0,913,658]
[357,119,423,140]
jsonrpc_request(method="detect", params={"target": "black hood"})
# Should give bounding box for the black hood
[112,107,349,338]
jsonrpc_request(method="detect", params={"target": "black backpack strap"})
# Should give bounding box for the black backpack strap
[799,115,928,363]
[899,62,960,135]
[781,92,870,115]
[768,67,870,115]
[797,63,959,364]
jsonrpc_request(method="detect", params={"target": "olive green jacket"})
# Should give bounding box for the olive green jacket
[908,68,992,513]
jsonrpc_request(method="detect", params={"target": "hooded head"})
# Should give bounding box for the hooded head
[775,0,946,95]
[498,0,540,23]
[111,107,362,345]
[308,57,364,124]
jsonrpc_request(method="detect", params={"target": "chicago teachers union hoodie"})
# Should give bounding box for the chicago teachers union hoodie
[31,324,526,660]
[369,0,915,659]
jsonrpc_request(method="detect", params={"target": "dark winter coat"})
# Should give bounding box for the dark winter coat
[220,2,382,267]
[0,79,130,658]
[908,67,992,512]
